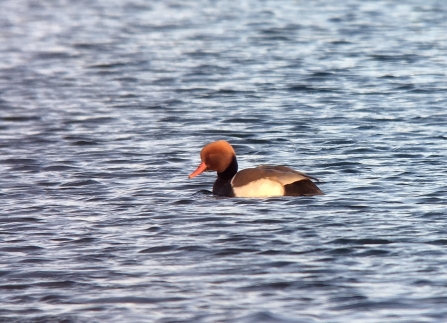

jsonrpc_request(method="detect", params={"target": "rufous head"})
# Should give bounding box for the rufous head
[189,140,236,178]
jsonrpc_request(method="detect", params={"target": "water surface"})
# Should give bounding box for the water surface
[1,0,447,322]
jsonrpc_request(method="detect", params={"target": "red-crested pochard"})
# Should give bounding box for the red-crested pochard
[189,140,323,197]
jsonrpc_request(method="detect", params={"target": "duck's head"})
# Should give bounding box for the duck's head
[189,140,236,178]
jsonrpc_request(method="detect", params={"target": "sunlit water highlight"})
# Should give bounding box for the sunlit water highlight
[1,0,447,322]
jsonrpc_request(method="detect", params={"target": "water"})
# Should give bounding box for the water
[1,0,447,322]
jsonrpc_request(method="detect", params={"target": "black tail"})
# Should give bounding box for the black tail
[284,180,323,196]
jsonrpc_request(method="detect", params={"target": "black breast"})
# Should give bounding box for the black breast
[212,178,235,197]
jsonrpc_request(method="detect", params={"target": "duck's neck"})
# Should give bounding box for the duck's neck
[213,156,238,197]
[217,155,238,181]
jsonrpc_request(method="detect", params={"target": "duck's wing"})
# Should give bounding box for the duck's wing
[231,165,318,188]
[230,165,323,197]
[255,165,320,183]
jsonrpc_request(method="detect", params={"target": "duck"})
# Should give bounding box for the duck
[188,140,323,197]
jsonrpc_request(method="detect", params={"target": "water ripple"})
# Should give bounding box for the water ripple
[1,0,447,322]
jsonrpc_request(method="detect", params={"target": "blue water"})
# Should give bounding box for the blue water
[1,0,447,322]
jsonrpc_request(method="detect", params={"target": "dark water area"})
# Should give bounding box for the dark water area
[1,0,447,322]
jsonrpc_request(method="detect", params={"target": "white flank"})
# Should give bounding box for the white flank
[232,178,284,198]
